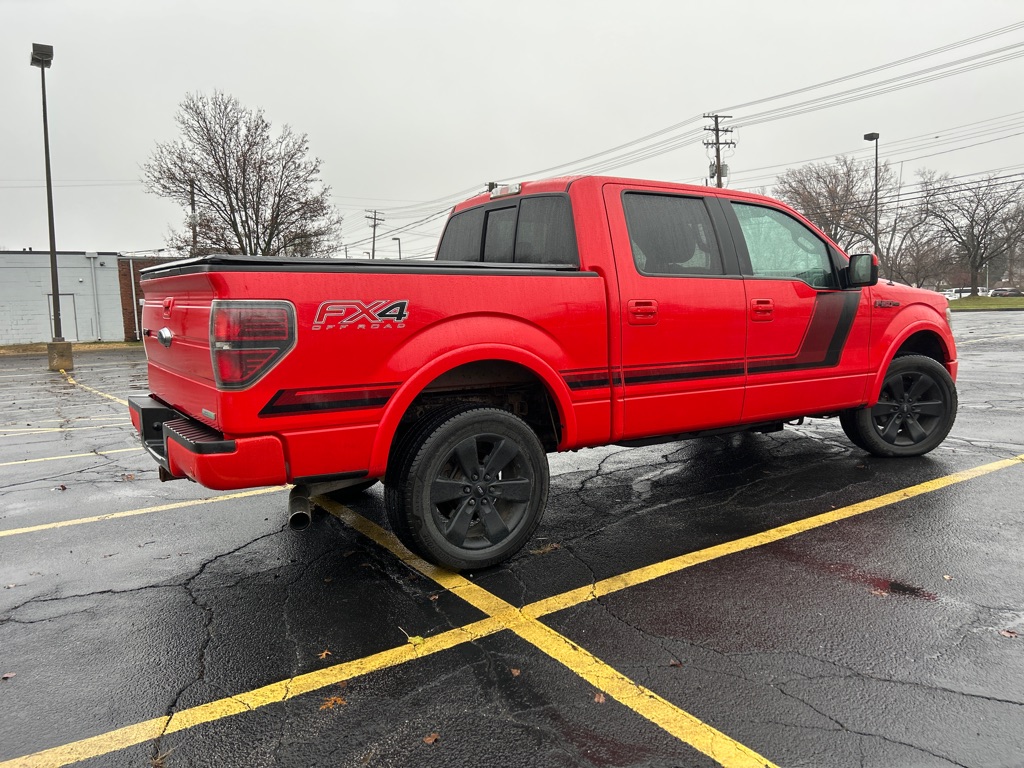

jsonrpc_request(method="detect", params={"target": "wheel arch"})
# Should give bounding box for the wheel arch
[368,345,576,476]
[869,319,957,403]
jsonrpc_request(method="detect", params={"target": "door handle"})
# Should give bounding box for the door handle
[628,299,658,325]
[750,298,774,321]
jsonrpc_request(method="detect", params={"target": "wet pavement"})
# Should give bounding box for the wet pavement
[1,313,1023,768]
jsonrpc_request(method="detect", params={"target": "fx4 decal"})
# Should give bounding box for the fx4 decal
[312,300,410,330]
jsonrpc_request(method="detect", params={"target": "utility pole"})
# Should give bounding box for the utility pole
[365,209,385,259]
[703,114,736,188]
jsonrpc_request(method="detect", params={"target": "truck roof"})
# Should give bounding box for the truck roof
[452,175,787,214]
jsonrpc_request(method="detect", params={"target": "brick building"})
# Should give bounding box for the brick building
[117,252,188,341]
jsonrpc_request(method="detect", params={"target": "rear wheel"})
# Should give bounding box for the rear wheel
[396,407,548,571]
[842,355,957,457]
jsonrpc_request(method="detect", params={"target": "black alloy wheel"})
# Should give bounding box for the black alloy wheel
[842,355,957,458]
[400,407,548,570]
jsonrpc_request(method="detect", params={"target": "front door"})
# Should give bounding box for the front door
[724,201,872,422]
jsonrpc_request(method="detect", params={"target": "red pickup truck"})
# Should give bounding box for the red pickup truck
[129,176,958,570]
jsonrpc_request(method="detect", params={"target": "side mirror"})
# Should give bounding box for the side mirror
[848,253,878,287]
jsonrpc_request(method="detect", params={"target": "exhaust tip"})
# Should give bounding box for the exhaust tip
[288,509,312,531]
[288,489,312,531]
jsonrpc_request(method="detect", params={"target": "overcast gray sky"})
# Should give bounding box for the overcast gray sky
[3,0,1024,259]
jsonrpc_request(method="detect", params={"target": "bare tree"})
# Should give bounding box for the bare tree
[920,172,1024,295]
[142,92,342,258]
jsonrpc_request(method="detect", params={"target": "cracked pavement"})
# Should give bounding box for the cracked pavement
[2,313,1024,767]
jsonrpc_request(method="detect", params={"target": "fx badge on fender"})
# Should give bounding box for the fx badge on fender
[874,299,901,308]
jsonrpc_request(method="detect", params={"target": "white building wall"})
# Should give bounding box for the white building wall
[0,251,122,344]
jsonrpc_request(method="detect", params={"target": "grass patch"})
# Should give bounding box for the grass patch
[949,296,1024,311]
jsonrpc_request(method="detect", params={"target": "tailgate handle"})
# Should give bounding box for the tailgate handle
[162,297,174,319]
[628,299,658,325]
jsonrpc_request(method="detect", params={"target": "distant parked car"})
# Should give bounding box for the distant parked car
[991,287,1024,297]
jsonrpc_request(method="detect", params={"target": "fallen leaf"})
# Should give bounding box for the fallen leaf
[398,626,425,646]
[943,575,953,581]
[510,668,521,677]
[669,659,683,668]
[55,484,67,492]
[318,649,332,660]
[323,577,333,584]
[998,629,1019,638]
[119,473,135,482]
[319,696,347,710]
[870,588,888,597]
[530,542,561,556]
[594,692,606,704]
[423,733,440,745]
[429,594,439,602]
[1,673,15,681]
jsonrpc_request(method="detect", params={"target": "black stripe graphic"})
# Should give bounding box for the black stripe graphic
[260,384,399,417]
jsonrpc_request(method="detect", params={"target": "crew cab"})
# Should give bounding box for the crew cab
[129,176,958,570]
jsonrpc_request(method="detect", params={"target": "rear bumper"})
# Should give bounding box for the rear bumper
[128,394,287,490]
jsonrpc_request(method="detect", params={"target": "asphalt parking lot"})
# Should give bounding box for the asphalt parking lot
[1,312,1023,768]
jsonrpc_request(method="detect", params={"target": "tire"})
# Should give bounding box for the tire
[384,403,481,554]
[839,410,871,451]
[842,355,957,457]
[398,407,549,571]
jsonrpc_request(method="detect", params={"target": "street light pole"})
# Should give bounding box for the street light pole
[864,132,880,275]
[392,236,402,260]
[31,43,72,371]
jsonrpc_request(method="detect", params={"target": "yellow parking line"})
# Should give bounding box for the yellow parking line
[329,503,776,768]
[0,487,285,539]
[0,616,508,768]
[60,371,129,407]
[0,424,130,438]
[4,452,1023,767]
[525,453,1024,618]
[0,447,142,468]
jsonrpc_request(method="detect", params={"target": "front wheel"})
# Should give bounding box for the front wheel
[842,355,957,457]
[398,407,549,571]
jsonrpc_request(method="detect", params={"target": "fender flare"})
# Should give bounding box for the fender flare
[868,317,956,404]
[367,344,577,476]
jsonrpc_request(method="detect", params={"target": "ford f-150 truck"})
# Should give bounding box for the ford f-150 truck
[129,175,958,570]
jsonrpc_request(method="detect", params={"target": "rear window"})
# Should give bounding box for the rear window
[436,207,484,261]
[436,195,578,266]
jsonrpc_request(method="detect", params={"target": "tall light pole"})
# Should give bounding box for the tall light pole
[392,236,402,260]
[31,43,72,371]
[864,132,880,274]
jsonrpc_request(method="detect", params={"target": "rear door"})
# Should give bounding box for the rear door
[721,199,872,421]
[604,183,747,440]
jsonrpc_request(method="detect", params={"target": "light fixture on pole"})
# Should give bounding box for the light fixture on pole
[392,236,402,260]
[31,42,72,371]
[863,132,880,275]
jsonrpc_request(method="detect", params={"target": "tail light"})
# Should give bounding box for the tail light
[210,300,296,389]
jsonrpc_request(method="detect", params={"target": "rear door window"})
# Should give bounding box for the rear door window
[622,193,724,276]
